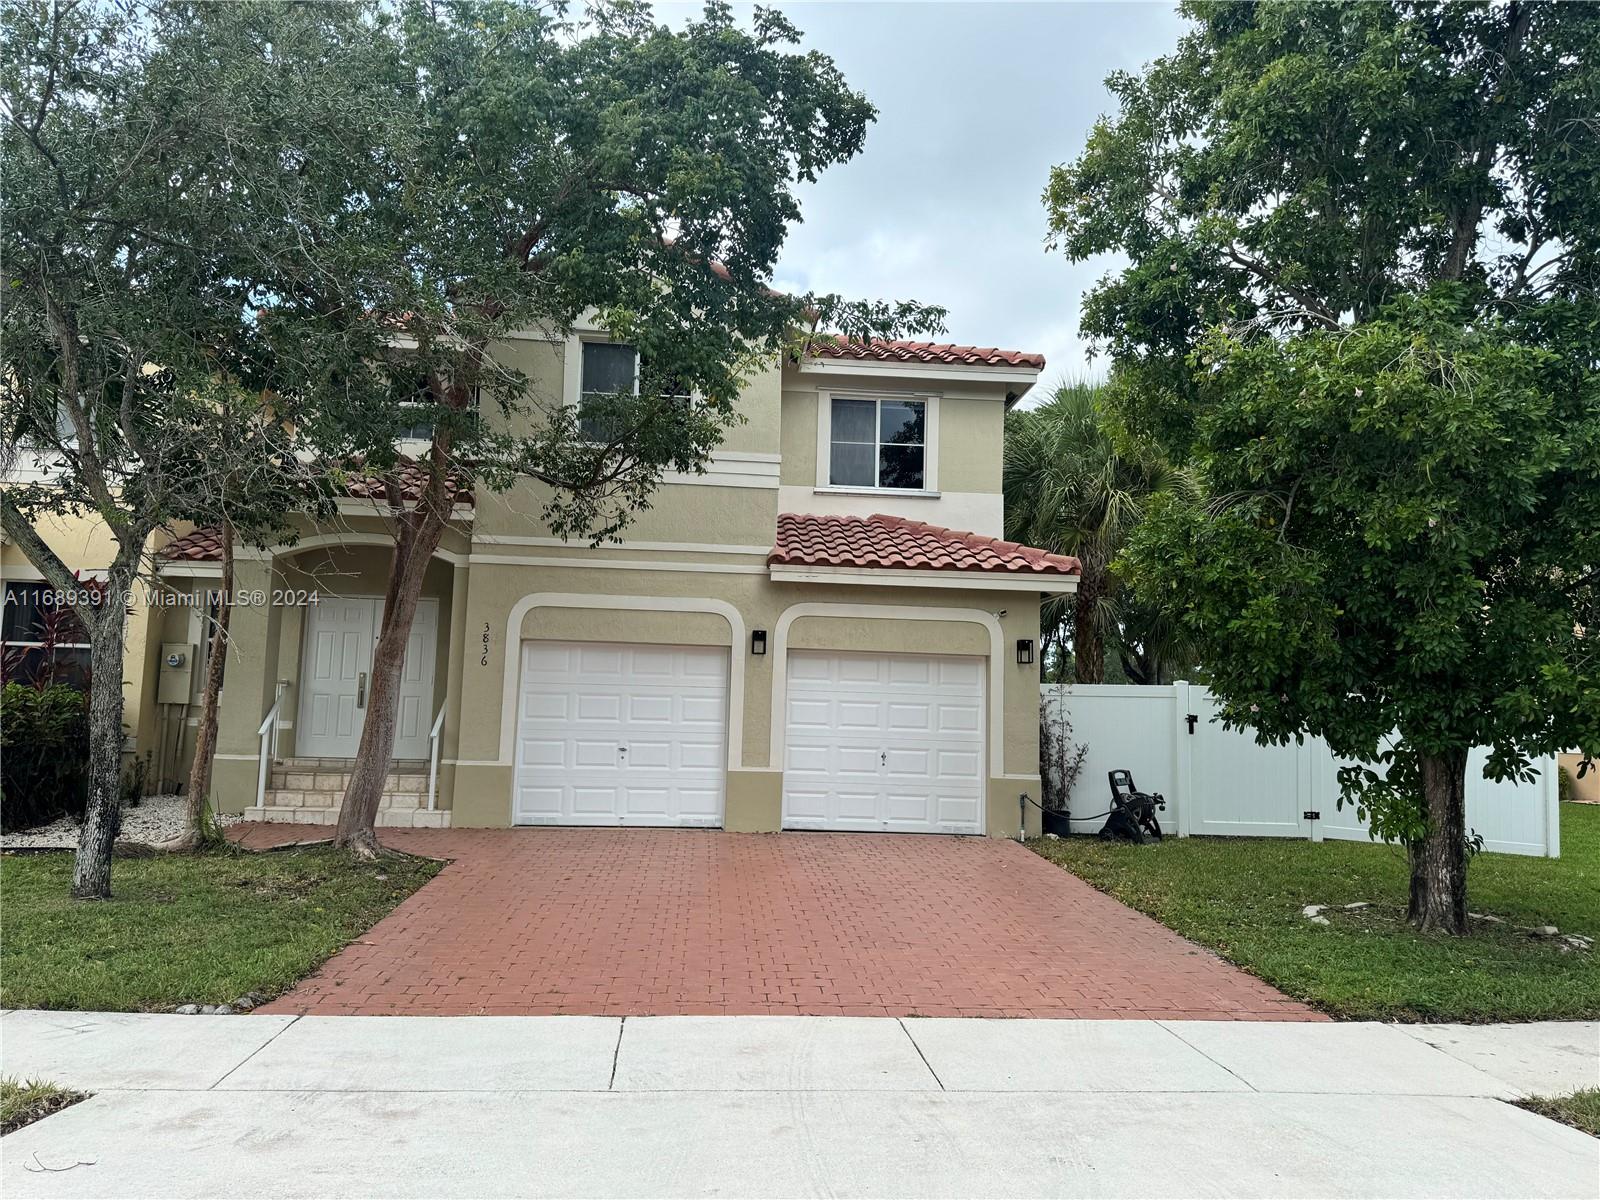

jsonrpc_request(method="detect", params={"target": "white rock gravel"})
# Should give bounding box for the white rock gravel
[0,793,245,850]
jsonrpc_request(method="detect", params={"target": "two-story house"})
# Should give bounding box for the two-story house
[147,328,1080,836]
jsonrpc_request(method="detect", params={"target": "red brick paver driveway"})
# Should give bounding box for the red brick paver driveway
[238,825,1324,1020]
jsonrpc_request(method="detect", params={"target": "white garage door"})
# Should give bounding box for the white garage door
[513,641,728,827]
[782,650,985,834]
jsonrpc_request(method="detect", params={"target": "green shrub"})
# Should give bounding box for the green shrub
[1,683,89,832]
[1558,764,1575,805]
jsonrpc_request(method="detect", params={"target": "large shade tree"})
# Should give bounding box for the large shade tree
[4,0,946,870]
[1046,0,1600,931]
[1,0,380,896]
[230,0,945,855]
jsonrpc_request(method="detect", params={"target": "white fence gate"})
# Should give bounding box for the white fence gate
[1044,683,1561,858]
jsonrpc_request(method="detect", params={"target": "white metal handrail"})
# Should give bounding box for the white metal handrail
[254,692,286,810]
[426,704,447,812]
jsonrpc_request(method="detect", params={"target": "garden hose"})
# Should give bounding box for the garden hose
[1023,791,1114,822]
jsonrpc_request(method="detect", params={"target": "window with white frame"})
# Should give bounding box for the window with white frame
[828,396,927,490]
[398,376,481,442]
[578,342,692,442]
[578,341,639,442]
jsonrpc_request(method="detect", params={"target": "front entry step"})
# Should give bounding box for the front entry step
[252,806,449,829]
[255,758,450,829]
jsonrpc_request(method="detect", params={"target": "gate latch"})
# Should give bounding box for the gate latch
[1303,810,1321,821]
[1185,713,1198,735]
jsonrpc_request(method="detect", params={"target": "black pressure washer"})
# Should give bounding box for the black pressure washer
[1033,769,1166,842]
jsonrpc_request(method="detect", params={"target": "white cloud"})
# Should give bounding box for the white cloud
[655,2,1186,375]
[650,3,1185,374]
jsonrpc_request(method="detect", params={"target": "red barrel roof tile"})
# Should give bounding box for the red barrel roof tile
[807,339,1045,370]
[770,513,1079,576]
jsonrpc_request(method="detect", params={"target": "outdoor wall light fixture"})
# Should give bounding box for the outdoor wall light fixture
[751,629,767,656]
[1016,638,1035,666]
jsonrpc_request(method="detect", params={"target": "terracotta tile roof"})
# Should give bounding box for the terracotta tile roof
[339,458,475,506]
[807,339,1046,370]
[160,527,225,562]
[159,460,473,562]
[769,513,1080,577]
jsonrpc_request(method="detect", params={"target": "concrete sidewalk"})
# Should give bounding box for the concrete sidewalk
[2,1011,1595,1198]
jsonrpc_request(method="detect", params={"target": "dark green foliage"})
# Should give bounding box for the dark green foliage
[1048,0,1600,456]
[1123,298,1600,844]
[121,752,151,810]
[0,683,88,832]
[1004,380,1200,683]
[2,0,943,871]
[1044,2,1600,920]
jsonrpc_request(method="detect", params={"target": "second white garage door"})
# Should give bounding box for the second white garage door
[513,641,728,827]
[782,650,985,834]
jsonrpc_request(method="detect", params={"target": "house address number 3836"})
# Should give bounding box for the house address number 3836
[481,623,491,667]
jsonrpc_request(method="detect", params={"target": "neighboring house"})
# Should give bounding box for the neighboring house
[1559,753,1598,804]
[1,511,170,768]
[18,326,1080,836]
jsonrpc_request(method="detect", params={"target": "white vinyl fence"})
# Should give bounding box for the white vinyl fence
[1043,683,1561,858]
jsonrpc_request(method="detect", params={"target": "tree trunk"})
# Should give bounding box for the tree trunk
[74,589,129,899]
[1406,749,1470,935]
[1072,558,1106,685]
[0,497,151,896]
[333,512,445,857]
[164,523,234,852]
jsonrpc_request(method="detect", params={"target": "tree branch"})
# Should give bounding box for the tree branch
[0,493,90,602]
[1223,246,1340,329]
[1441,1,1533,283]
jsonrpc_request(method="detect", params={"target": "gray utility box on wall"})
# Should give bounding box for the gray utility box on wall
[157,642,196,705]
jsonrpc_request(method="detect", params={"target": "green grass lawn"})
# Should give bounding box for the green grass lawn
[1,1077,88,1136]
[1032,802,1600,1022]
[1518,1089,1600,1138]
[1,846,440,1012]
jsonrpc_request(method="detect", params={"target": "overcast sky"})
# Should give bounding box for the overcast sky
[661,1,1191,384]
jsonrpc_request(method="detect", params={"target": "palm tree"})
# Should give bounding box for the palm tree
[1004,379,1200,684]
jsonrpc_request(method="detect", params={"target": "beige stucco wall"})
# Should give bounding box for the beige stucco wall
[444,553,1043,836]
[402,330,785,464]
[1,511,167,765]
[199,535,1048,837]
[205,516,471,810]
[471,337,784,550]
[778,375,1008,493]
[476,480,778,549]
[1559,753,1599,804]
[478,335,565,432]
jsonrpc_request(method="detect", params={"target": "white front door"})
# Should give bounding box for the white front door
[297,597,438,759]
[782,650,985,834]
[513,641,728,827]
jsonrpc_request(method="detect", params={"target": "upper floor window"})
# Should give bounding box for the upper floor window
[578,342,692,442]
[579,342,639,442]
[398,377,480,443]
[829,396,926,490]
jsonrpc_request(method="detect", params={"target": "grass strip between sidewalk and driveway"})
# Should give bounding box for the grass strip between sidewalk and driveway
[1032,802,1599,1023]
[1,1077,89,1136]
[1,845,440,1012]
[1516,1089,1600,1138]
